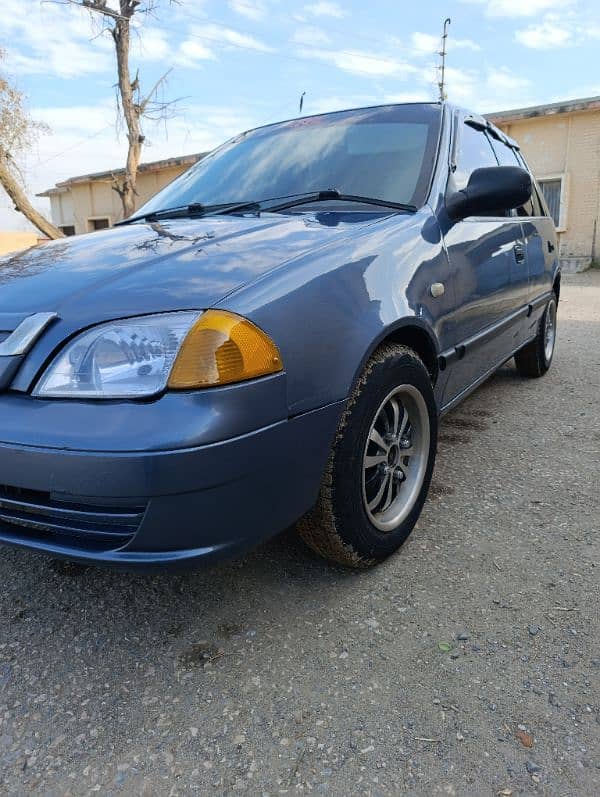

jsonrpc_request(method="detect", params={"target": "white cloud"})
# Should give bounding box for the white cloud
[462,0,572,17]
[411,32,481,56]
[187,23,274,53]
[385,91,435,104]
[0,0,113,78]
[419,62,533,112]
[303,94,376,115]
[174,39,217,68]
[486,67,531,94]
[292,26,332,46]
[297,47,417,78]
[228,0,267,20]
[133,26,171,62]
[515,17,572,49]
[174,23,273,66]
[33,101,117,136]
[303,2,345,18]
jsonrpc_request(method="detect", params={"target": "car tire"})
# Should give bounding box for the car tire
[514,293,558,378]
[297,344,438,568]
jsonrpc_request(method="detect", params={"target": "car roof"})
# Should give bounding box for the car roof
[448,103,521,150]
[239,101,444,137]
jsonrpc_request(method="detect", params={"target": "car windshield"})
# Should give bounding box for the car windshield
[136,104,441,217]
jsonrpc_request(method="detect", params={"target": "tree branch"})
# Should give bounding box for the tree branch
[139,67,172,114]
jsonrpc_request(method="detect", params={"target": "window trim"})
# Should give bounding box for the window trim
[537,173,568,232]
[449,115,521,222]
[87,216,112,232]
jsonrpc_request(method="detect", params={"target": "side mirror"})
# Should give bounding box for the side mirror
[446,165,532,221]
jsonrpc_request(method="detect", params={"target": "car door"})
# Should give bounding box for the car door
[441,116,530,406]
[512,150,559,328]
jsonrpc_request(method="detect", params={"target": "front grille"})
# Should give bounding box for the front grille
[0,485,145,551]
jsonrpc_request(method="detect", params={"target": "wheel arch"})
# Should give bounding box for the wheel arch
[354,320,440,391]
[553,271,561,303]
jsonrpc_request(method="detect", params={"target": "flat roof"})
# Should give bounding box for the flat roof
[38,151,208,197]
[487,95,600,123]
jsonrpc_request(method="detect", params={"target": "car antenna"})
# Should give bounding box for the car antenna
[437,18,451,101]
[299,91,306,114]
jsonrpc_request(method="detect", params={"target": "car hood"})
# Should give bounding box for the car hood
[0,212,381,325]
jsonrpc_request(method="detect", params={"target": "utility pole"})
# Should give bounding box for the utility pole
[437,18,451,102]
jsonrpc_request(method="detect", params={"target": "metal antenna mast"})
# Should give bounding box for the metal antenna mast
[437,18,451,101]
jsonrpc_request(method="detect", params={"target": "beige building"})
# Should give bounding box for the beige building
[488,96,600,273]
[38,152,207,236]
[0,231,43,256]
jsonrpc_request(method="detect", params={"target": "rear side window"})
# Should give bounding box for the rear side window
[454,122,498,192]
[489,137,520,168]
[488,137,532,217]
[512,150,546,217]
[538,179,561,226]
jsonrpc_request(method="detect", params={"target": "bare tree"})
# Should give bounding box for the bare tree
[0,50,64,239]
[67,1,175,219]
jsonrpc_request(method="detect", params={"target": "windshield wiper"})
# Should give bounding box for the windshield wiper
[117,190,416,226]
[264,190,417,214]
[117,200,261,225]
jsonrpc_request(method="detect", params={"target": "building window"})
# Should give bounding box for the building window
[59,225,76,236]
[538,176,566,230]
[88,217,111,231]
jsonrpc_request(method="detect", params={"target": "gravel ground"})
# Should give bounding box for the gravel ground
[1,271,599,796]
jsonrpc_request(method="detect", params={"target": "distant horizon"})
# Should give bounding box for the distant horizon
[2,0,598,232]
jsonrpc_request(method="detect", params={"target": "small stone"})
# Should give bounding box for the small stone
[526,760,541,774]
[450,651,460,660]
[457,632,470,641]
[528,625,540,636]
[456,732,464,741]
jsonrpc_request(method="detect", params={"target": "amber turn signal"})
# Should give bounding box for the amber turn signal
[168,310,283,389]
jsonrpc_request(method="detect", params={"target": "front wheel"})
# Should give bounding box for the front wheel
[515,294,557,378]
[297,345,438,568]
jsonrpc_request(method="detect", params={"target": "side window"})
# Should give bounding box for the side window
[454,122,498,192]
[489,137,519,168]
[489,137,530,217]
[538,179,561,225]
[512,150,542,217]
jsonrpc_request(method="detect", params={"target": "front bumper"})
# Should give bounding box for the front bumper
[0,387,343,569]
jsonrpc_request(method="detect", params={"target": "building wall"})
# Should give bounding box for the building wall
[0,231,40,256]
[49,164,188,235]
[496,109,600,272]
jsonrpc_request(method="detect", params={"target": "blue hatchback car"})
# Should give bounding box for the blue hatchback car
[0,102,559,569]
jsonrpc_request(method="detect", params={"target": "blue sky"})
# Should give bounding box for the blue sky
[1,0,599,229]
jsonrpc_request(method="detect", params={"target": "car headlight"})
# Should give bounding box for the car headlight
[34,310,283,399]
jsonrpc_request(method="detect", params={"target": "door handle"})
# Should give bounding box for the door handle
[514,243,526,264]
[547,240,555,253]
